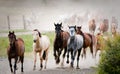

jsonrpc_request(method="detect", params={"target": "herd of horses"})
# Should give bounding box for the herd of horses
[7,22,111,74]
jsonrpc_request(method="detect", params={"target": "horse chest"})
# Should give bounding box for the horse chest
[8,50,17,58]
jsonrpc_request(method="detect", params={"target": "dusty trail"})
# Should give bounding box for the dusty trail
[0,50,100,74]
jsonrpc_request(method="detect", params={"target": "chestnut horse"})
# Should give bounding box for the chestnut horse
[53,23,70,66]
[76,26,96,58]
[33,29,50,70]
[7,31,25,74]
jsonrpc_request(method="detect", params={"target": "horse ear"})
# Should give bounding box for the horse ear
[38,31,41,37]
[12,31,14,34]
[60,22,62,26]
[74,25,76,29]
[68,25,70,28]
[9,31,11,34]
[54,23,56,26]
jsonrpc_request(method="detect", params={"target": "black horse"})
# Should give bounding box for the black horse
[53,23,70,66]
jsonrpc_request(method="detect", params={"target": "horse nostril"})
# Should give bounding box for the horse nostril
[33,40,36,43]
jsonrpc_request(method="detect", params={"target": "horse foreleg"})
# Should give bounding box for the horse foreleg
[66,49,70,64]
[39,52,43,70]
[14,57,18,74]
[71,50,76,68]
[61,47,67,66]
[53,47,57,60]
[8,57,13,73]
[76,49,81,69]
[33,52,37,70]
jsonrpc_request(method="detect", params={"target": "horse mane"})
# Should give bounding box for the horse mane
[34,29,42,37]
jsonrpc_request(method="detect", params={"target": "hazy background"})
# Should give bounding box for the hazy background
[0,0,120,33]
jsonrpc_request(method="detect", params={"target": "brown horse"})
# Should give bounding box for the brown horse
[76,26,96,58]
[88,19,96,35]
[54,23,70,66]
[95,33,108,57]
[99,19,109,34]
[7,31,25,74]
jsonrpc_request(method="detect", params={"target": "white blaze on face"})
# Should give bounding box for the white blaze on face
[69,28,75,37]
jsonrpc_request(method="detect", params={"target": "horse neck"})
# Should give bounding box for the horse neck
[55,31,63,41]
[35,38,41,48]
[10,41,16,51]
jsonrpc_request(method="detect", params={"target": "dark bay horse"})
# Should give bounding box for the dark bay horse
[66,26,83,69]
[53,23,70,66]
[76,26,96,58]
[7,31,25,74]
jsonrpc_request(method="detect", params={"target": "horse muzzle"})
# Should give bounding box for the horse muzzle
[33,40,37,43]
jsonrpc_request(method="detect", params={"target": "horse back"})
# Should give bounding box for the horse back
[15,38,25,56]
[40,35,50,51]
[83,33,92,47]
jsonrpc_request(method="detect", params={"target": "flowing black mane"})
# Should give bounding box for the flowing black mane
[34,29,42,37]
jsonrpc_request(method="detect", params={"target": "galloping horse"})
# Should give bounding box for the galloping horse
[33,29,50,70]
[66,26,83,69]
[53,23,70,66]
[7,31,25,74]
[76,26,96,58]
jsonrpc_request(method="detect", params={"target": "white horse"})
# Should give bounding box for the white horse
[66,26,83,69]
[32,29,50,70]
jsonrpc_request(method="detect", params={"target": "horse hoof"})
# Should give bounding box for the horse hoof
[61,63,64,66]
[66,60,69,64]
[39,68,43,71]
[33,68,36,71]
[76,67,80,69]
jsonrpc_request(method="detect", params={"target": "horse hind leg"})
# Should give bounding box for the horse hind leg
[20,56,24,72]
[71,50,76,68]
[44,50,48,69]
[8,57,13,73]
[76,49,82,69]
[90,44,94,58]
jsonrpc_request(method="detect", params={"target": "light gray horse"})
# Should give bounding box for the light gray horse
[66,26,83,69]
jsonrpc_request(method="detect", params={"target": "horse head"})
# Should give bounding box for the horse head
[54,23,62,38]
[68,25,76,38]
[76,26,83,35]
[8,31,16,46]
[33,29,41,43]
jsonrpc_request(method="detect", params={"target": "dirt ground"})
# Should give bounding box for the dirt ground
[0,50,100,74]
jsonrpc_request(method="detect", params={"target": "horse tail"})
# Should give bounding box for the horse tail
[87,34,93,54]
[42,51,46,60]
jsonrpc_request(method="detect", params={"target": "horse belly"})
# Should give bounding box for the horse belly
[41,36,50,51]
